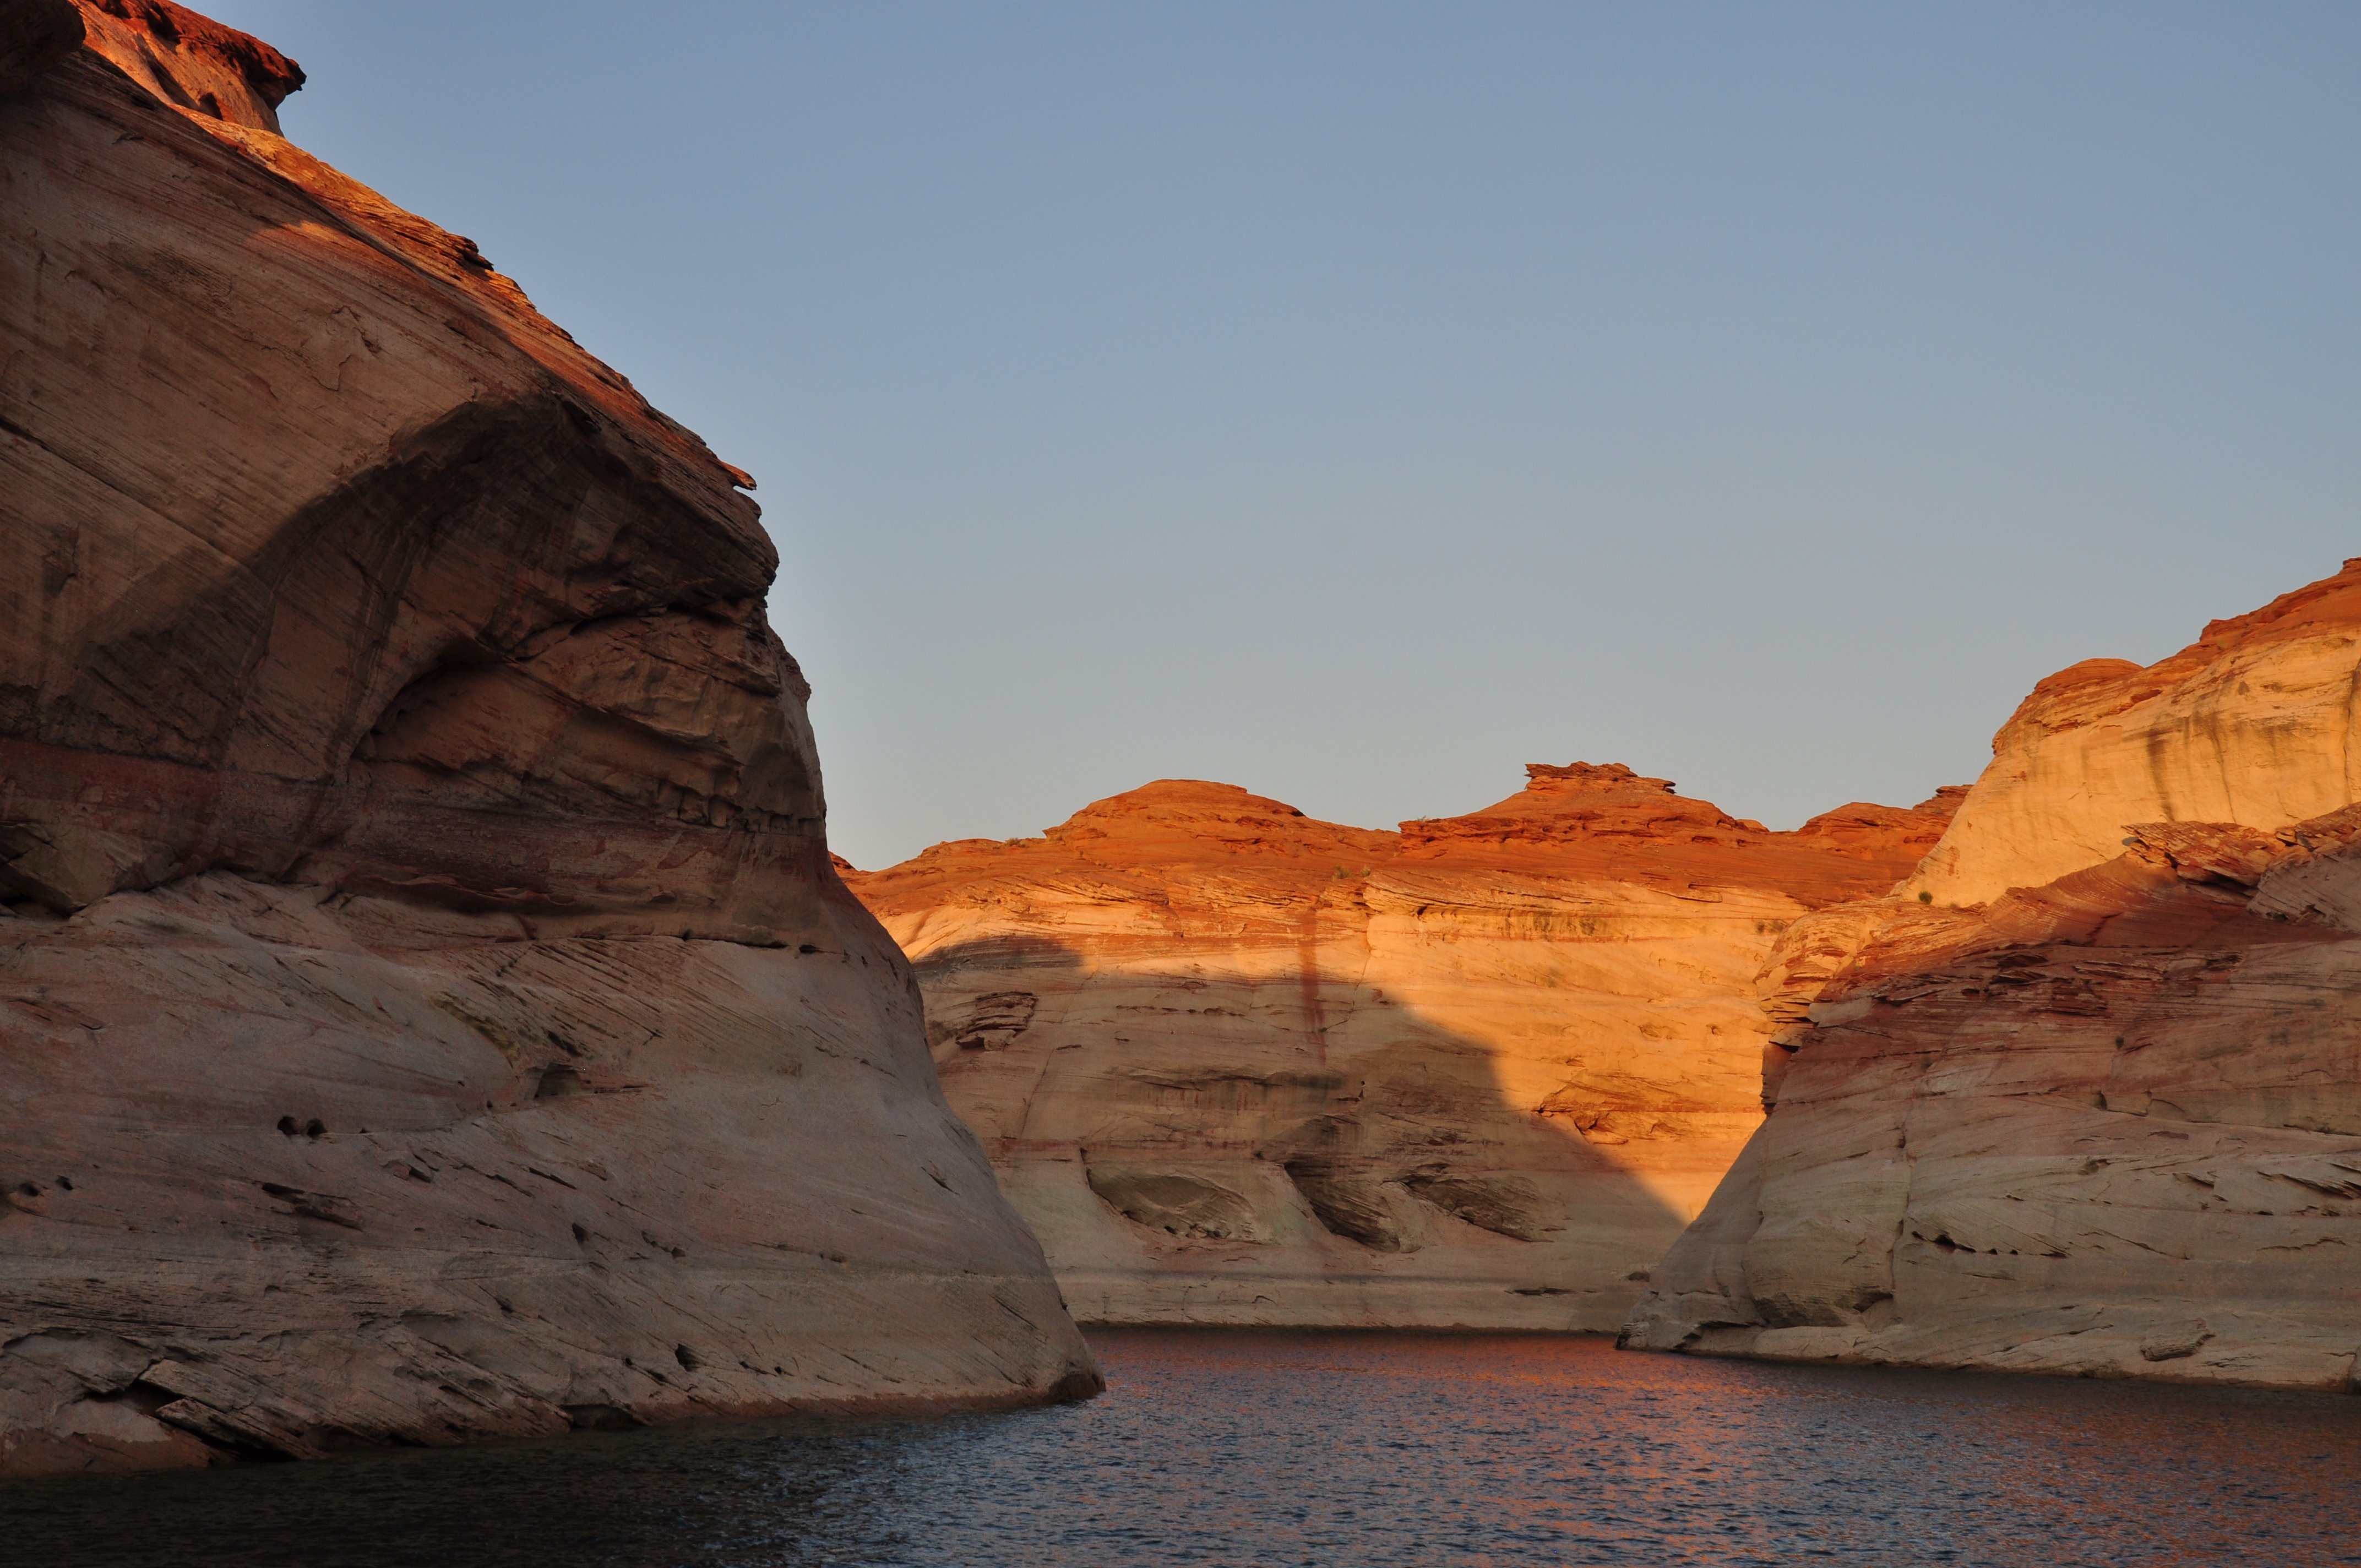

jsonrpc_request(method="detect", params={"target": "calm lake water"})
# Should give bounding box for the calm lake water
[7,1330,2359,1567]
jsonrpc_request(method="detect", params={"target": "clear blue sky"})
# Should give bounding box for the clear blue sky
[204,2,2357,868]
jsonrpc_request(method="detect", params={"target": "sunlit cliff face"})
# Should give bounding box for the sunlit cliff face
[1628,558,2361,1391]
[1907,560,2361,908]
[847,771,1957,1329]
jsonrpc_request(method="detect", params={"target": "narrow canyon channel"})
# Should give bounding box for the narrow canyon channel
[7,1330,2358,1568]
[5,6,2359,1562]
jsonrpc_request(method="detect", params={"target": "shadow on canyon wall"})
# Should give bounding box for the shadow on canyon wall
[910,934,1697,1287]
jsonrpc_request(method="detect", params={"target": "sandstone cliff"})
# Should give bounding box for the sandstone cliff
[0,0,1094,1478]
[1625,559,2361,1390]
[846,767,1955,1330]
[1909,561,2361,907]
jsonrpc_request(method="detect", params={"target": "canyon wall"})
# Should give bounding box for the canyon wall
[847,767,1954,1330]
[1908,565,2361,907]
[0,0,1094,1479]
[1625,559,2361,1390]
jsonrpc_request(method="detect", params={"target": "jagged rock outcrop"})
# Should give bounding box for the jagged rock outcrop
[0,0,1094,1478]
[846,768,1955,1330]
[1625,560,2361,1390]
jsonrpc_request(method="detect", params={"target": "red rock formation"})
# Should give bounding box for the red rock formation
[1399,762,1760,847]
[1910,559,2361,906]
[72,0,301,130]
[0,0,1093,1478]
[847,771,1956,1329]
[1626,560,2361,1390]
[1401,764,1961,896]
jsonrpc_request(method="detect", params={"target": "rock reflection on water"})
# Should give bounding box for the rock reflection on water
[8,1331,2360,1567]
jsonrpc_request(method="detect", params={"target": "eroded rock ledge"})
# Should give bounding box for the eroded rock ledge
[0,0,1094,1478]
[847,769,1956,1330]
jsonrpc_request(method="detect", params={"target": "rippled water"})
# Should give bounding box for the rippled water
[8,1330,2360,1567]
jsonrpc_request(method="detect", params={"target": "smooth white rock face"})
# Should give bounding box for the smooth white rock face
[3,875,1092,1476]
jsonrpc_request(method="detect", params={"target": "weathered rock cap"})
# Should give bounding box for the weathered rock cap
[1400,761,1764,846]
[72,0,302,128]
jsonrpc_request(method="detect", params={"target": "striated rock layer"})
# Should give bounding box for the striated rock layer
[1909,560,2361,907]
[1625,559,2361,1389]
[0,0,1094,1478]
[846,767,1955,1330]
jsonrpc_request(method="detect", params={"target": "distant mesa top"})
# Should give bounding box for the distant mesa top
[857,764,1960,917]
[1401,761,1764,846]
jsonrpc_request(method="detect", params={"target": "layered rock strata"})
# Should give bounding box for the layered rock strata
[1625,560,2361,1389]
[0,0,1094,1478]
[846,767,1955,1330]
[1909,563,2361,906]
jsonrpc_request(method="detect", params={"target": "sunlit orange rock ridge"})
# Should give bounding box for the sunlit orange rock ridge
[1909,559,2361,907]
[0,0,1094,1478]
[844,769,1957,1329]
[1625,558,2361,1390]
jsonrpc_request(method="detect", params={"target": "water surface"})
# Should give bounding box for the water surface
[8,1330,2359,1567]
